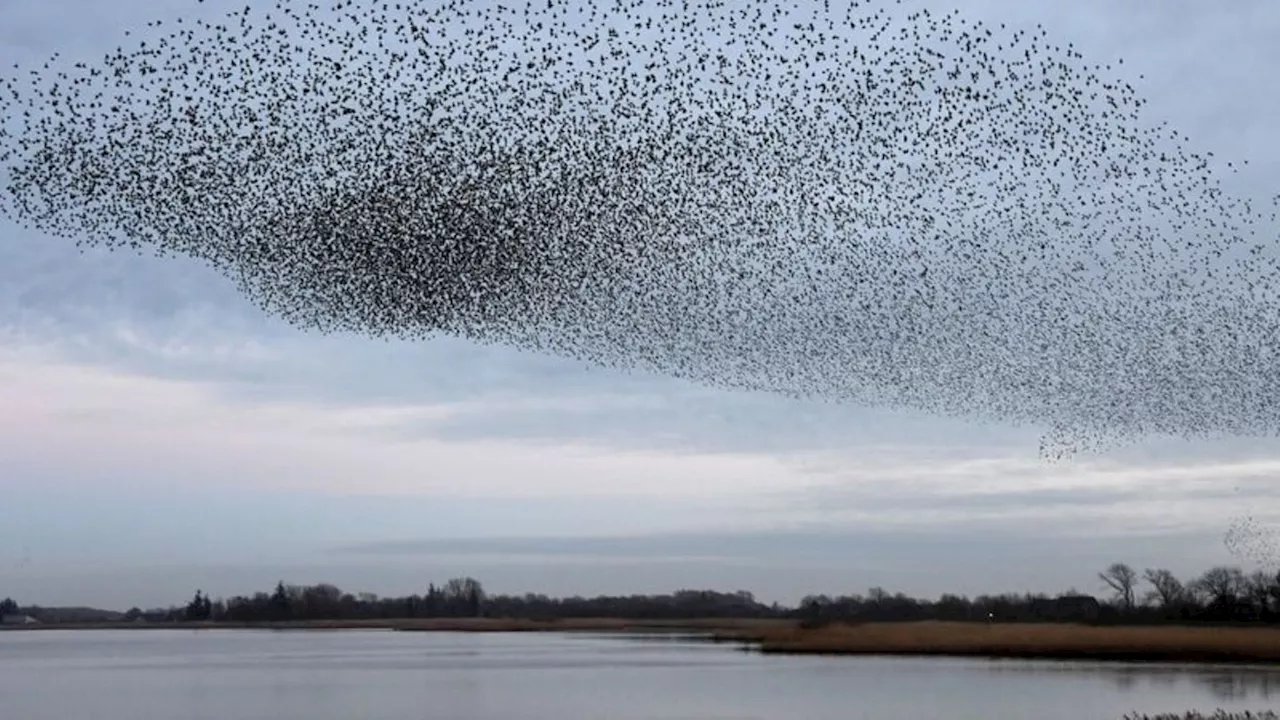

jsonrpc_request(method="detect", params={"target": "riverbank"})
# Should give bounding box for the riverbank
[1125,714,1279,720]
[6,618,1280,665]
[0,617,789,634]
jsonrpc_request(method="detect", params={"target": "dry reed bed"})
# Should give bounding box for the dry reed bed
[1121,707,1280,712]
[752,622,1280,663]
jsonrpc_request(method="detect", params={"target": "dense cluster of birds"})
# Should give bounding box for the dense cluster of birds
[1226,514,1280,571]
[1,0,1278,458]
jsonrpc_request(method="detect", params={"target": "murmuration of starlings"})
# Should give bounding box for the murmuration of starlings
[1,0,1278,460]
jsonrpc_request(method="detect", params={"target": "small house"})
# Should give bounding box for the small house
[0,614,39,625]
[1029,595,1100,623]
[1056,595,1101,622]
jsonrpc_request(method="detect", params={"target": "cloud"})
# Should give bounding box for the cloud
[0,353,825,504]
[4,346,1275,560]
[321,524,1254,605]
[773,449,1280,539]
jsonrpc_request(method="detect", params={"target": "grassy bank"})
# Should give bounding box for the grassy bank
[751,621,1280,664]
[7,618,1280,665]
[1126,707,1274,712]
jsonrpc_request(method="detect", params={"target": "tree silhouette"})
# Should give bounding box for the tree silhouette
[177,562,1280,627]
[1143,568,1186,610]
[269,581,292,621]
[425,583,439,617]
[185,590,215,621]
[1099,562,1139,610]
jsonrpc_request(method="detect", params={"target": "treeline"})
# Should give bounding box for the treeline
[170,578,489,623]
[10,562,1280,627]
[801,564,1280,626]
[141,578,775,624]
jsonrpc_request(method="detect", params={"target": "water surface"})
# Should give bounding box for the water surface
[1,629,1277,719]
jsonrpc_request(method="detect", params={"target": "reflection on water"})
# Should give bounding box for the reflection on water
[1,630,1278,720]
[1205,670,1279,702]
[1116,666,1280,703]
[982,660,1280,703]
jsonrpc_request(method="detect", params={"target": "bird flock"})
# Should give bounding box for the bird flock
[1,0,1278,459]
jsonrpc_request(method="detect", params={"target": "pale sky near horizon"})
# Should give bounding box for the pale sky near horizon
[1,0,1279,611]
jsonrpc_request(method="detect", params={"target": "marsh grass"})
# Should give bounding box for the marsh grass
[1126,707,1280,712]
[751,621,1280,663]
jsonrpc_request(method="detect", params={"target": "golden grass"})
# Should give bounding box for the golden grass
[1126,707,1280,712]
[751,621,1280,663]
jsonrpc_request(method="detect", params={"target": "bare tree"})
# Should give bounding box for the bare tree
[1142,568,1185,609]
[1099,562,1138,610]
[1191,566,1245,607]
[1244,570,1274,614]
[442,577,486,616]
[300,583,343,619]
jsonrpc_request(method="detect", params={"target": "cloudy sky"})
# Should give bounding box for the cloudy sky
[1,0,1279,611]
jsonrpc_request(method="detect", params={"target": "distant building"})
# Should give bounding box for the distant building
[1031,595,1100,623]
[1,614,39,625]
[1058,595,1101,621]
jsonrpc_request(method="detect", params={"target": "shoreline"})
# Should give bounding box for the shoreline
[0,617,777,633]
[5,619,1280,666]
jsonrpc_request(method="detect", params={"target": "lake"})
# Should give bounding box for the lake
[1,629,1277,719]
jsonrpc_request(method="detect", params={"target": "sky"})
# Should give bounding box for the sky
[1,0,1280,611]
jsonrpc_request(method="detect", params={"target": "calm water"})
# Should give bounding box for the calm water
[1,630,1278,719]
